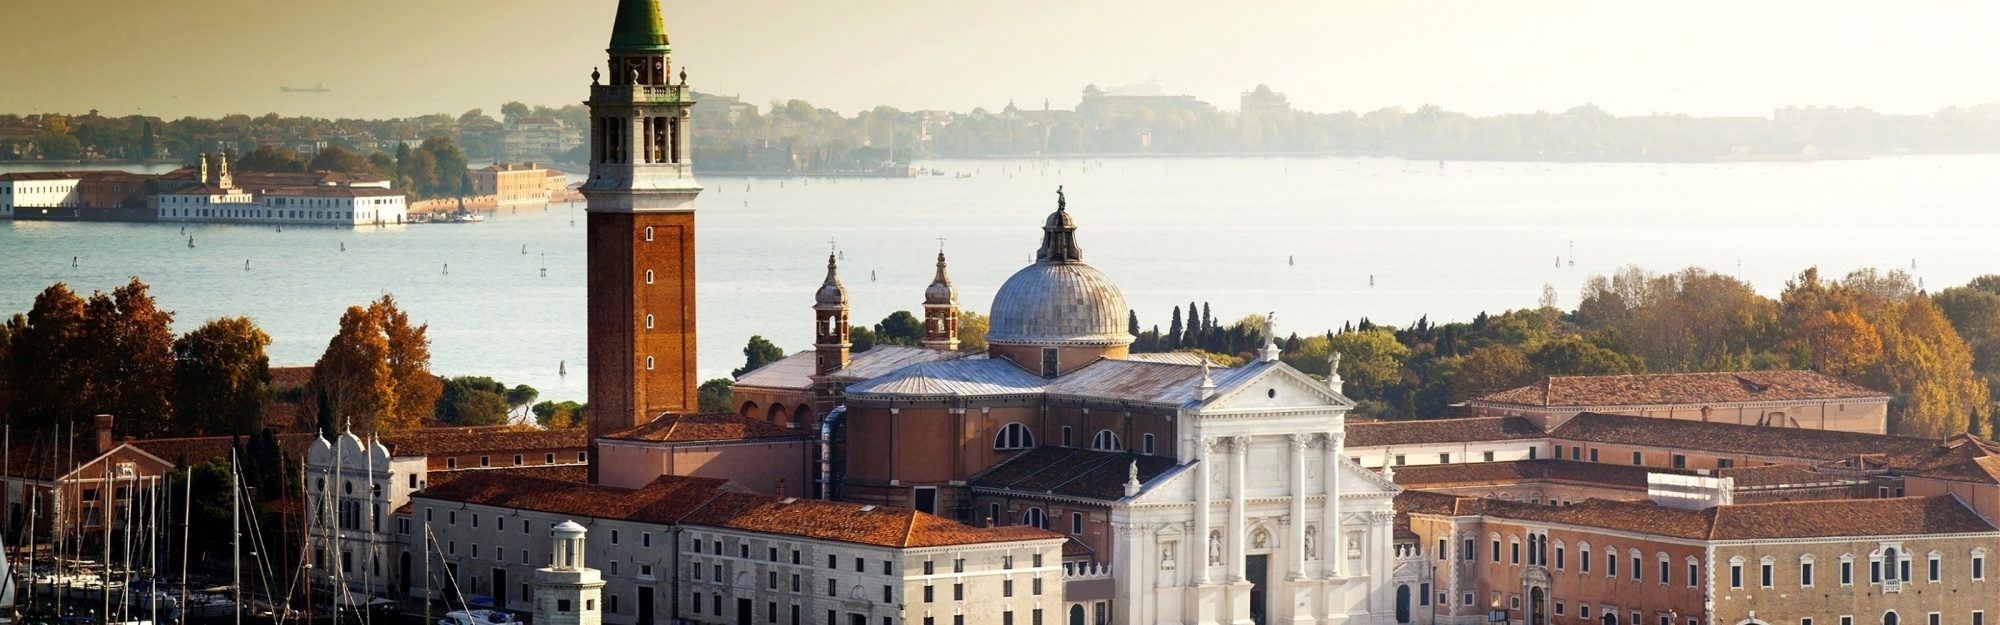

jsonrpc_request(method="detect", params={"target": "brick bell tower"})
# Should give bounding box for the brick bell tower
[584,0,701,481]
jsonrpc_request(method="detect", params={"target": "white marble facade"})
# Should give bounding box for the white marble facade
[1111,363,1401,625]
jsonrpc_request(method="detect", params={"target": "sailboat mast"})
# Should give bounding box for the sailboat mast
[232,448,242,625]
[181,461,192,622]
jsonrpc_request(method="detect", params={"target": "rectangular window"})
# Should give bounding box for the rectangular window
[1419,583,1430,606]
[1803,562,1815,587]
[1690,562,1700,587]
[1556,602,1566,616]
[1672,454,1687,469]
[1761,563,1773,587]
[828,579,837,597]
[1731,564,1743,588]
[1632,451,1643,465]
[1582,551,1591,573]
[830,555,839,568]
[1842,561,1854,585]
[924,561,934,575]
[1482,451,1495,462]
[1607,553,1617,577]
[1634,556,1643,581]
[1570,446,1581,460]
[1589,448,1599,462]
[1973,611,1984,625]
[1511,541,1520,565]
[1930,557,1941,582]
[1033,577,1043,595]
[953,584,964,601]
[1717,459,1735,468]
[1041,348,1059,377]
[1660,560,1670,583]
[1976,556,1986,580]
[883,586,894,603]
[855,557,865,572]
[792,574,801,592]
[1440,453,1452,464]
[1931,614,1941,625]
[924,586,934,603]
[794,550,803,565]
[1556,547,1566,569]
[954,559,965,573]
[1395,454,1407,466]
[1004,579,1015,597]
[1464,539,1475,561]
[1492,540,1501,562]
[1872,561,1882,584]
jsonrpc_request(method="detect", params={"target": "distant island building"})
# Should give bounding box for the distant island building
[476,162,568,207]
[154,152,407,225]
[1077,80,1216,118]
[1464,370,1891,434]
[1240,84,1290,115]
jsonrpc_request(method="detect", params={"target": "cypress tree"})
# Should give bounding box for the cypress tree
[1186,301,1200,347]
[1168,307,1183,350]
[1128,310,1140,336]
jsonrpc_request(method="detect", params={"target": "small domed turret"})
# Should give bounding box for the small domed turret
[924,251,956,306]
[815,253,846,308]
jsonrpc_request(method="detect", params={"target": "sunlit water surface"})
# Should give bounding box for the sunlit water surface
[3,155,1996,401]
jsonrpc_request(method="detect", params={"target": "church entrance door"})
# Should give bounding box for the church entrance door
[1529,587,1546,625]
[1246,554,1268,625]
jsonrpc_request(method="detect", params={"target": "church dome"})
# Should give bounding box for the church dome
[985,187,1134,347]
[986,263,1131,346]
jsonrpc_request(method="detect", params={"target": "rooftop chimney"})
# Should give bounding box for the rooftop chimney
[94,414,114,452]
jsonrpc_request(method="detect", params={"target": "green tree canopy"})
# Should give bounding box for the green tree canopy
[698,378,735,413]
[171,316,272,436]
[734,335,786,377]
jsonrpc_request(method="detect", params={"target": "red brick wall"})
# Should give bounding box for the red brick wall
[588,210,698,447]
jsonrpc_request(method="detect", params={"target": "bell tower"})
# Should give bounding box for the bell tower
[584,0,701,479]
[813,252,851,376]
[922,246,959,350]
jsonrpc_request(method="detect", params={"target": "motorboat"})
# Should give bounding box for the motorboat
[439,609,519,625]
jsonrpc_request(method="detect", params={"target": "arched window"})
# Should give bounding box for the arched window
[644,226,655,241]
[645,270,655,284]
[645,356,655,370]
[994,423,1034,450]
[645,314,655,329]
[1091,430,1123,451]
[1884,612,1899,625]
[1023,507,1047,529]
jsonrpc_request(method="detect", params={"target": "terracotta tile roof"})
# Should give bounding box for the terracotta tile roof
[261,186,402,198]
[417,472,734,524]
[1345,417,1544,448]
[683,492,1061,548]
[971,447,1179,501]
[1475,371,1887,408]
[1406,493,1994,541]
[601,412,812,443]
[1712,464,1858,489]
[427,464,589,488]
[1707,496,1995,539]
[131,433,318,467]
[1391,459,1662,491]
[418,471,1058,549]
[269,366,313,388]
[1551,412,1939,462]
[379,426,586,456]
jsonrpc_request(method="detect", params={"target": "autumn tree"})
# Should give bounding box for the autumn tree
[1795,310,1882,379]
[1873,297,1988,437]
[956,310,989,351]
[171,317,272,436]
[306,295,440,434]
[2,284,91,433]
[1932,280,2000,399]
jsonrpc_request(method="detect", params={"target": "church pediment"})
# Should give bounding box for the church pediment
[1199,361,1354,413]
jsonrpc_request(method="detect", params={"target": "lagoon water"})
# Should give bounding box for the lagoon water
[3,154,1997,402]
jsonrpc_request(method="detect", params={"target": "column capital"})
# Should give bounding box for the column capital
[1288,433,1310,451]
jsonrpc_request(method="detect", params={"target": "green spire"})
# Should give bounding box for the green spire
[609,0,670,52]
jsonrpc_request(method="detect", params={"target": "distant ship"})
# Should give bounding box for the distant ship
[280,83,332,93]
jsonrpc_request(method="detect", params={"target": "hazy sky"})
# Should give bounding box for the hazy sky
[6,1,1997,120]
